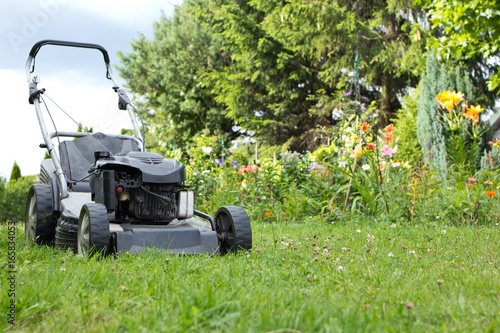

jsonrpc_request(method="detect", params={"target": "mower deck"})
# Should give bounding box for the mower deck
[110,218,219,254]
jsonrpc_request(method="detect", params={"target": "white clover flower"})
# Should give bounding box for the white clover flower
[362,164,370,171]
[442,230,446,235]
[338,265,344,271]
[341,247,347,251]
[388,253,394,258]
[409,250,416,254]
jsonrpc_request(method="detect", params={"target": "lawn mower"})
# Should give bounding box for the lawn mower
[24,39,252,255]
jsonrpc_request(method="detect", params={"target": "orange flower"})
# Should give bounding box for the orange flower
[264,212,274,217]
[366,143,376,151]
[464,111,479,123]
[486,191,496,197]
[467,104,484,115]
[383,124,394,133]
[359,122,371,132]
[384,132,393,143]
[249,178,254,182]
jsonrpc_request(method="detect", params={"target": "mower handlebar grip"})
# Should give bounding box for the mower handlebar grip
[28,39,110,64]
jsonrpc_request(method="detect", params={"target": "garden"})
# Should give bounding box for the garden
[2,0,500,331]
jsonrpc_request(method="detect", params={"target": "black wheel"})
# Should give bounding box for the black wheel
[77,203,110,255]
[25,184,55,244]
[215,206,252,255]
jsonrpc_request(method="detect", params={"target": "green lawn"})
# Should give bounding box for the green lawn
[1,220,500,332]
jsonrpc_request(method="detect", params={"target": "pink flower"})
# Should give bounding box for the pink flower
[466,184,474,188]
[467,178,477,182]
[380,145,397,158]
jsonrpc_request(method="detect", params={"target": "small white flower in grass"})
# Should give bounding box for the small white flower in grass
[409,250,416,254]
[392,162,400,168]
[362,164,370,171]
[201,146,212,154]
[442,230,446,235]
[342,247,347,251]
[339,161,347,168]
[338,265,344,271]
[356,229,361,233]
[367,234,375,242]
[388,253,394,258]
[391,223,396,228]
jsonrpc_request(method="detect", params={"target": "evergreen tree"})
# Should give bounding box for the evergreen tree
[117,0,233,152]
[417,52,479,177]
[9,161,21,182]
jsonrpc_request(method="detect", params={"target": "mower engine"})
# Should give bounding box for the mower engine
[90,151,194,223]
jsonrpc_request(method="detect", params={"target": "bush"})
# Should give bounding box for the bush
[0,176,37,223]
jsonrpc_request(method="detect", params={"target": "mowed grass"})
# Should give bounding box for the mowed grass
[1,220,500,332]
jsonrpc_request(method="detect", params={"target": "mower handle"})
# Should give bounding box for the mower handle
[29,39,110,64]
[26,39,112,80]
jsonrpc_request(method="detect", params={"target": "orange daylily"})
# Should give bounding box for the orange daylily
[366,143,376,151]
[359,122,371,132]
[383,124,394,133]
[467,104,484,115]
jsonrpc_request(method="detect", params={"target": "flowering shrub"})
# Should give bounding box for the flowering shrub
[177,97,499,227]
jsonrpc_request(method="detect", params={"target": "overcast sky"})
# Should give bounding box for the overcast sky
[0,0,182,178]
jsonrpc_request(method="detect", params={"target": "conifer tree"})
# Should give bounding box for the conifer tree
[9,161,21,182]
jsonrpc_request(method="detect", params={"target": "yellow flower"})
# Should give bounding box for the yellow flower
[354,143,363,157]
[436,90,464,110]
[467,104,484,115]
[451,91,464,105]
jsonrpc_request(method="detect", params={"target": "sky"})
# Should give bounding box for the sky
[0,0,182,179]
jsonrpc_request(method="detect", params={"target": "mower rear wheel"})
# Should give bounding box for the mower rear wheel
[77,203,110,255]
[215,206,252,255]
[25,184,55,244]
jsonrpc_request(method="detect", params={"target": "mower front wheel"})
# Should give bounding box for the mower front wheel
[77,203,110,255]
[215,206,252,255]
[25,184,55,244]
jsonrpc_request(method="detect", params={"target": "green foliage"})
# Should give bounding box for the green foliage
[191,0,426,151]
[416,52,486,179]
[9,161,21,182]
[392,87,422,166]
[117,0,233,153]
[417,0,500,92]
[0,176,37,223]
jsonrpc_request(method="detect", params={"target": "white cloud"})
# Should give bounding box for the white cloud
[0,69,133,178]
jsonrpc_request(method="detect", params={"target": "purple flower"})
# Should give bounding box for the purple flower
[343,91,352,97]
[308,162,323,170]
[218,158,223,167]
[360,105,366,112]
[232,160,238,168]
[210,158,215,164]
